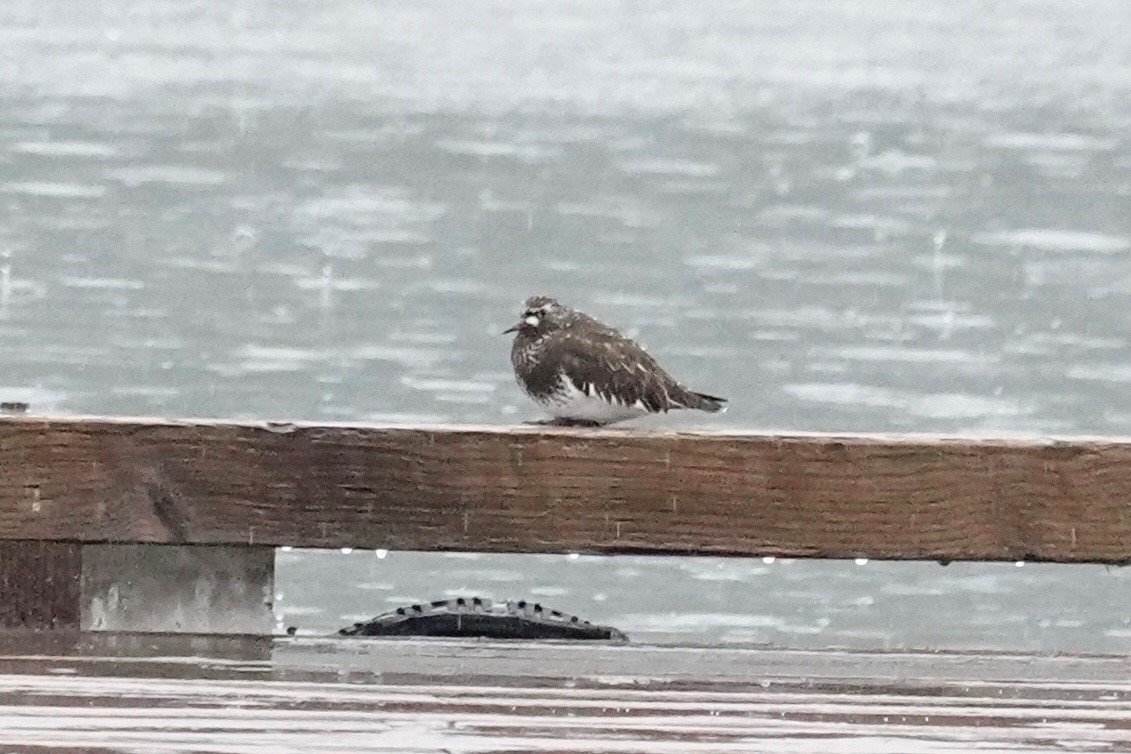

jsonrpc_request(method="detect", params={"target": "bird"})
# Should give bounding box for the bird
[504,295,727,426]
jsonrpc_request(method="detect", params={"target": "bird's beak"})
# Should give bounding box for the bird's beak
[502,322,522,334]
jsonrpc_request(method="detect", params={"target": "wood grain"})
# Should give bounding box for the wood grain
[0,541,81,630]
[1,415,1130,562]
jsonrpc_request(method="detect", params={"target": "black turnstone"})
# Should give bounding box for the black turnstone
[504,295,727,426]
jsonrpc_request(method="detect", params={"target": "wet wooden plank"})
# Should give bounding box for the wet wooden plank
[0,542,80,630]
[2,415,1131,562]
[4,632,1130,686]
[0,636,1127,753]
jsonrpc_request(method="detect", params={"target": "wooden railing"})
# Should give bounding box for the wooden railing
[2,415,1129,632]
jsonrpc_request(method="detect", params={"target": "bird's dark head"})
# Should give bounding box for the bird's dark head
[503,296,572,336]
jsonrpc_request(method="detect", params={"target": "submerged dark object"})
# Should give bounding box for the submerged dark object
[338,597,628,641]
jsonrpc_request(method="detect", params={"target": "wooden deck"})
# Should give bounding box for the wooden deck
[0,634,1127,753]
[2,416,1129,750]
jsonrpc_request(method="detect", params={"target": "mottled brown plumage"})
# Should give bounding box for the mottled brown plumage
[504,296,726,426]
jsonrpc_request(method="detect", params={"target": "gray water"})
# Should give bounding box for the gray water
[2,0,1130,651]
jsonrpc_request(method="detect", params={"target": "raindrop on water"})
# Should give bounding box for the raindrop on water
[231,225,259,256]
[0,248,11,316]
[320,264,334,310]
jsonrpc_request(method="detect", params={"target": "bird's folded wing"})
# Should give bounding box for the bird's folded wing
[552,332,679,412]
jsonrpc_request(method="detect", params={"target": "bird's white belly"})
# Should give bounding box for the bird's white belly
[537,377,649,424]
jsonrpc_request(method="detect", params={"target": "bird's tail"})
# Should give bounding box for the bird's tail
[677,390,727,413]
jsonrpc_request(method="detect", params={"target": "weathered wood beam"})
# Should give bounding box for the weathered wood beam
[1,415,1130,563]
[0,542,81,630]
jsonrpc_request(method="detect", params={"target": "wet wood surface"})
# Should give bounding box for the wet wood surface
[0,542,80,630]
[3,415,1131,562]
[0,634,1127,753]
